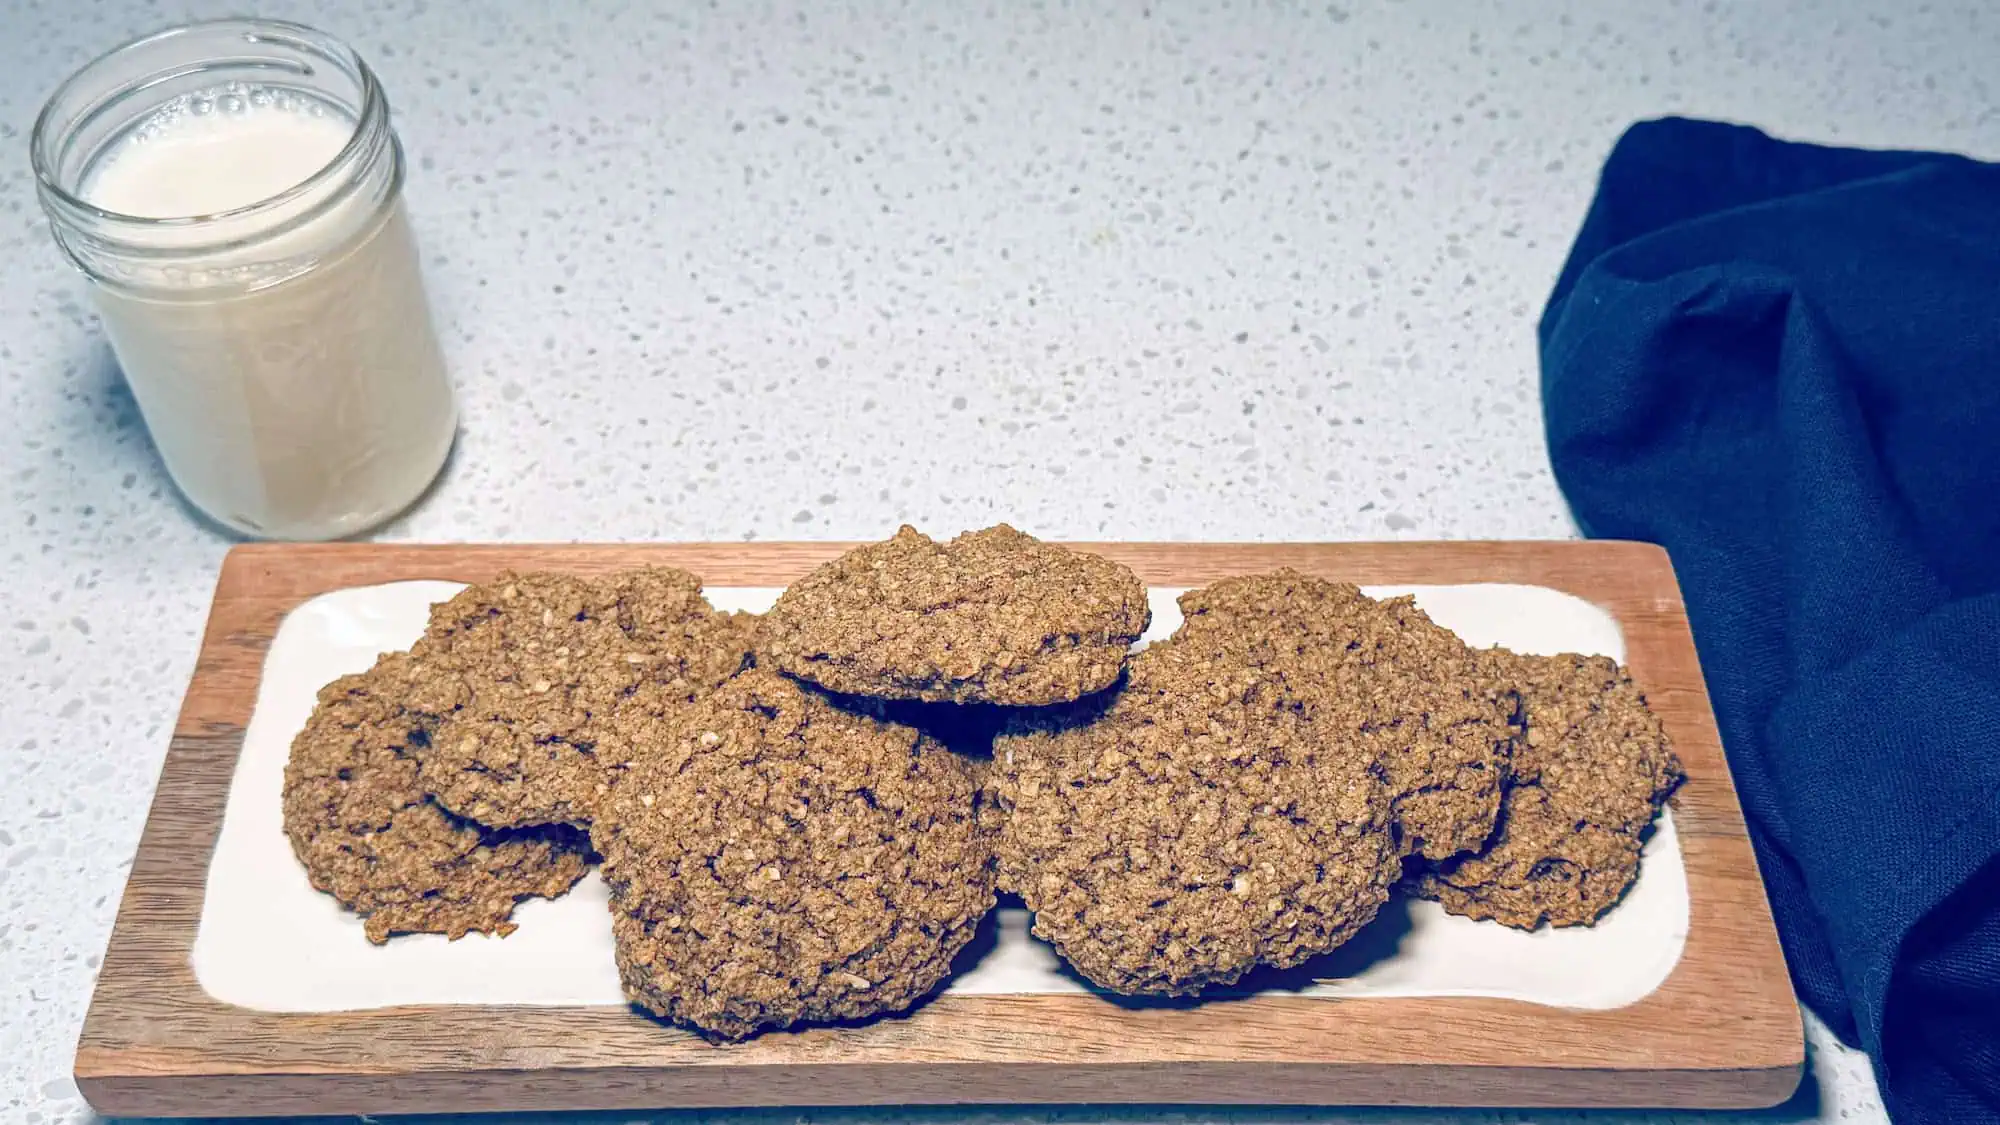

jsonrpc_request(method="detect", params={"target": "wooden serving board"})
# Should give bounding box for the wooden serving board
[75,541,1801,1117]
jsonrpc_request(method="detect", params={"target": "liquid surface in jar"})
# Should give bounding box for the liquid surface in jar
[83,88,352,219]
[70,83,456,542]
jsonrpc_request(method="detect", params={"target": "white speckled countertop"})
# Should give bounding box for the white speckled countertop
[6,0,1996,1121]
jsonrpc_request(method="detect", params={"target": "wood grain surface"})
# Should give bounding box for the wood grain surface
[74,540,1802,1117]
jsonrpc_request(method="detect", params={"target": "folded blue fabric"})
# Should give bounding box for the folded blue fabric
[1541,117,2000,1125]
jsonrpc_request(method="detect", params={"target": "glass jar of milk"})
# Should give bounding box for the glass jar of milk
[30,19,456,541]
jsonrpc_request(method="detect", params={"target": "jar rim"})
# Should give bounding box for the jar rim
[30,18,388,241]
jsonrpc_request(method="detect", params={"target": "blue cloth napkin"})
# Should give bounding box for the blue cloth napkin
[1540,117,2000,1125]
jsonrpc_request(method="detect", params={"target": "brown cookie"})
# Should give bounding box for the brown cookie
[1407,650,1683,929]
[756,524,1150,706]
[1176,571,1517,861]
[595,669,995,1040]
[993,632,1402,997]
[281,652,591,944]
[408,568,753,829]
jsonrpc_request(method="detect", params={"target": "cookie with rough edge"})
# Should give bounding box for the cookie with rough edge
[595,669,996,1040]
[281,652,591,944]
[1407,650,1683,929]
[601,569,761,708]
[755,524,1150,706]
[1175,571,1517,862]
[407,568,754,829]
[993,632,1403,997]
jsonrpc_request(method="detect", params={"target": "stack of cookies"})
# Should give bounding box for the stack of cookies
[281,524,1683,1041]
[281,567,757,945]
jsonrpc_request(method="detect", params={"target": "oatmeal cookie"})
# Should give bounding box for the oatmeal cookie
[756,524,1149,706]
[281,652,590,944]
[1176,572,1516,861]
[993,633,1402,996]
[1407,650,1683,928]
[595,669,995,1040]
[408,568,753,829]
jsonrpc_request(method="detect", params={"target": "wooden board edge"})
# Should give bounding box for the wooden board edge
[73,1055,1806,1118]
[75,558,240,1081]
[1608,544,1800,1056]
[212,537,1681,591]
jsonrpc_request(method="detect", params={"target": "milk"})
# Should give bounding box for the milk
[77,86,455,540]
[85,93,354,218]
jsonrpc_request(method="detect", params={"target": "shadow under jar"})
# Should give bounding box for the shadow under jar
[32,18,457,541]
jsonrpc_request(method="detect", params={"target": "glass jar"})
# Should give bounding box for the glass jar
[31,19,457,541]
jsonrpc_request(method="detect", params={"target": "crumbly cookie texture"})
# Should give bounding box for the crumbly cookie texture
[600,569,762,720]
[1407,650,1683,929]
[993,632,1403,997]
[1176,571,1517,862]
[756,524,1150,706]
[281,652,591,945]
[407,568,753,829]
[595,669,996,1040]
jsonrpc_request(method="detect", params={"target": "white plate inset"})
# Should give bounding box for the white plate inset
[192,581,1687,1013]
